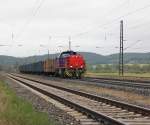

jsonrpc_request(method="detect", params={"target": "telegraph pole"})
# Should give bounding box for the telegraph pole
[119,20,124,76]
[48,50,50,59]
[69,36,71,51]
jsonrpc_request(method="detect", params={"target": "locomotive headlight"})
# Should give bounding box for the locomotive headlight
[81,65,83,68]
[70,65,73,68]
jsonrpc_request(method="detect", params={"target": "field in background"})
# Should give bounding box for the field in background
[86,72,150,78]
[86,64,150,78]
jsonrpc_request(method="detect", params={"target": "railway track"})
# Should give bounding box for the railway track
[13,73,150,90]
[7,73,150,125]
[85,76,150,83]
[75,77,150,90]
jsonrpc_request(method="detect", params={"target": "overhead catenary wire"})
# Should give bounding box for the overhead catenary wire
[73,3,150,38]
[72,2,150,54]
[128,19,150,30]
[3,0,150,56]
[16,0,45,39]
[124,40,142,51]
[72,1,130,37]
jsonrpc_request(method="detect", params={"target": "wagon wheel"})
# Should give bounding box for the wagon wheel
[59,69,65,78]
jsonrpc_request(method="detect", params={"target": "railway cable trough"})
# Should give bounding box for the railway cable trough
[7,73,150,125]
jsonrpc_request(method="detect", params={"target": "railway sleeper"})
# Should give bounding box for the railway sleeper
[8,74,150,125]
[8,75,101,125]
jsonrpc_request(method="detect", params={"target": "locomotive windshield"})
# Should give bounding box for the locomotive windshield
[59,51,77,58]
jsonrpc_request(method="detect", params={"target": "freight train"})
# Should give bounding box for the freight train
[19,51,86,78]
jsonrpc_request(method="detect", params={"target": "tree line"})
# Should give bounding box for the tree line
[87,64,150,73]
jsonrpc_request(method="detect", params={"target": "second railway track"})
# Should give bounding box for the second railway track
[78,77,150,90]
[7,73,150,125]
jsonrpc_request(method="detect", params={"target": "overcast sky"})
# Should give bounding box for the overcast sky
[0,0,150,57]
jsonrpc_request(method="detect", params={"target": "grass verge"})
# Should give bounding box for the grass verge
[0,80,56,125]
[85,72,150,78]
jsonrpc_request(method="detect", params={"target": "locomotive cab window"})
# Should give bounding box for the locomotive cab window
[59,51,77,58]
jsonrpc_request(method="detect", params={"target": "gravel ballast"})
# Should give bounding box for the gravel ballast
[0,73,80,125]
[15,73,150,108]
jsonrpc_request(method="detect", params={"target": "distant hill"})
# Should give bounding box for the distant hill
[107,53,150,64]
[79,52,107,64]
[0,52,150,66]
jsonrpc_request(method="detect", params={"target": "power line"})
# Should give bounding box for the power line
[16,0,45,39]
[124,40,142,51]
[72,1,130,37]
[105,0,130,17]
[73,3,150,38]
[128,20,150,30]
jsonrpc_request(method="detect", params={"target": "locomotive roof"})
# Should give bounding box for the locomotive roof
[61,51,77,55]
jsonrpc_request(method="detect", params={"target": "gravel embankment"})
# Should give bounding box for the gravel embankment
[16,73,150,109]
[0,73,80,125]
[22,73,150,96]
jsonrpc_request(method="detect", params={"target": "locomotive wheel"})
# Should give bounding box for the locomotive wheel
[54,69,59,77]
[64,69,73,78]
[75,70,81,79]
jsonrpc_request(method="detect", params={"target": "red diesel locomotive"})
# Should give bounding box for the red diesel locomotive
[19,51,86,78]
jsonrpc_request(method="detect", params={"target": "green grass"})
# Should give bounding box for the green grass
[0,80,56,125]
[87,64,150,78]
[86,72,150,78]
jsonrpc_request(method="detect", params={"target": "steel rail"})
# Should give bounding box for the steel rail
[8,74,126,125]
[74,77,150,89]
[85,76,150,83]
[85,76,150,84]
[9,73,150,116]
